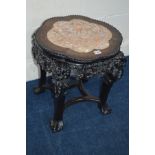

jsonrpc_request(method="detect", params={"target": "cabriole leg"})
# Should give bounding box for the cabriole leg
[34,66,46,94]
[99,74,115,115]
[50,85,65,132]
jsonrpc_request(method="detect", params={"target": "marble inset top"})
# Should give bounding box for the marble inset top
[47,19,112,53]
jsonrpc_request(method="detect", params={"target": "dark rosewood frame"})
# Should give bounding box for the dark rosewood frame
[32,32,126,133]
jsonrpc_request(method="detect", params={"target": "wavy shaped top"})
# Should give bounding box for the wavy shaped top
[47,19,112,53]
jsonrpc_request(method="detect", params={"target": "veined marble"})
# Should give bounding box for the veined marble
[47,19,112,53]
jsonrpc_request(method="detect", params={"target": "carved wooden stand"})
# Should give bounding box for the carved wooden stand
[32,37,126,132]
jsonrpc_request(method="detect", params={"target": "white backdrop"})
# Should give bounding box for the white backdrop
[26,0,129,81]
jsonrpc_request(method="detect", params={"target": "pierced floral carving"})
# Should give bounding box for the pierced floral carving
[32,34,125,97]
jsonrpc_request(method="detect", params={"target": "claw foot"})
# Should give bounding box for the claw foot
[50,120,64,133]
[100,104,112,115]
